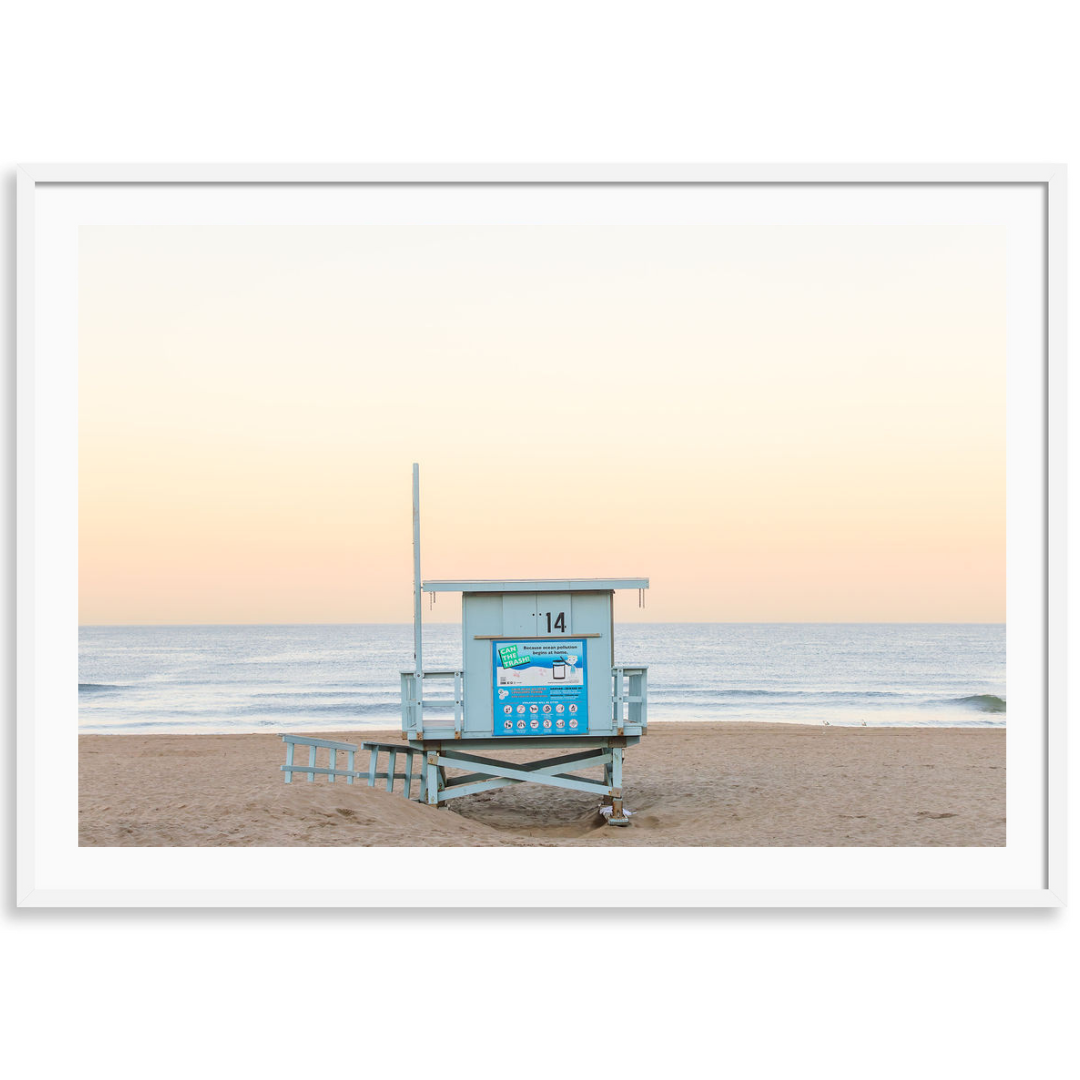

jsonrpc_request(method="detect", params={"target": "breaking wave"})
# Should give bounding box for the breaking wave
[951,694,1006,713]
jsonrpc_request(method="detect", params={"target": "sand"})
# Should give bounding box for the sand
[78,723,1005,847]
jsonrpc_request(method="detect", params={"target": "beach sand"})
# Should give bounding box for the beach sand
[78,723,1005,847]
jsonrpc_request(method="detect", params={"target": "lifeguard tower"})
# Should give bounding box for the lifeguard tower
[280,465,648,825]
[402,466,648,824]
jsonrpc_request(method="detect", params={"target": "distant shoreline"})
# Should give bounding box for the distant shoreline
[79,621,1008,628]
[78,717,1005,735]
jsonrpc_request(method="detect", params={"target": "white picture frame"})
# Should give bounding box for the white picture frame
[17,164,1066,907]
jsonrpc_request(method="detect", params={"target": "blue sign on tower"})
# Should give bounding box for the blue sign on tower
[492,638,589,736]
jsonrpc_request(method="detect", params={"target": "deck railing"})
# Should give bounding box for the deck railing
[612,666,648,732]
[400,666,648,736]
[400,669,464,738]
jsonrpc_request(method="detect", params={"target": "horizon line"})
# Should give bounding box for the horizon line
[79,619,1007,629]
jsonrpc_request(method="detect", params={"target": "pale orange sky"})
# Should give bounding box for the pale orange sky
[79,222,1005,624]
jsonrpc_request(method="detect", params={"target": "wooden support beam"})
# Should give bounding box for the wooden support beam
[432,754,611,796]
[426,752,440,806]
[442,748,612,787]
[280,735,360,753]
[433,746,611,774]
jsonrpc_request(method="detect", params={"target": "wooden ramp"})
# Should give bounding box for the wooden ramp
[280,735,424,799]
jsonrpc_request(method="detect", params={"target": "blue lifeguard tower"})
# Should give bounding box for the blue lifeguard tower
[399,466,648,823]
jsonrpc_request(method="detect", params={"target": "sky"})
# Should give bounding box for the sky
[79,220,1005,624]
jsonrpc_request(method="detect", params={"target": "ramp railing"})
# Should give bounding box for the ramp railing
[281,735,362,783]
[280,735,424,797]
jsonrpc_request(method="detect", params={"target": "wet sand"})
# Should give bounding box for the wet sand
[78,722,1005,847]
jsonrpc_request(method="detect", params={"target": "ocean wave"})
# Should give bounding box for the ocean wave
[949,694,1006,713]
[652,689,912,703]
[78,683,126,693]
[236,700,403,716]
[650,690,1006,713]
[79,716,401,734]
[249,689,397,700]
[717,689,906,699]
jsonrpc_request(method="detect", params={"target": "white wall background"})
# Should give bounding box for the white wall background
[2,3,1075,1078]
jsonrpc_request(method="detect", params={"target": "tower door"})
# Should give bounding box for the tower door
[501,593,572,636]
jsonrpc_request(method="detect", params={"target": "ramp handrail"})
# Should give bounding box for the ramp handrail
[280,735,425,799]
[360,741,425,799]
[281,734,361,784]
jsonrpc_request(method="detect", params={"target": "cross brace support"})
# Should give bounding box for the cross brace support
[412,743,630,823]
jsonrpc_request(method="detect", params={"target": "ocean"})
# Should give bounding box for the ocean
[78,623,1005,735]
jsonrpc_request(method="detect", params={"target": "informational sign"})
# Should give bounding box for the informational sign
[492,639,588,736]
